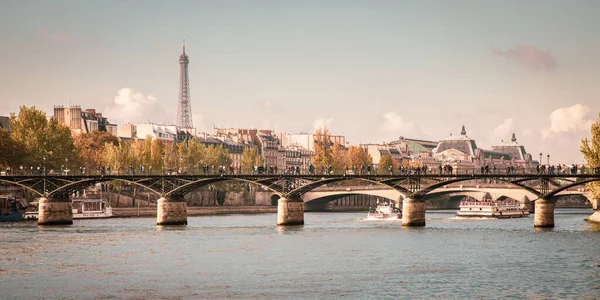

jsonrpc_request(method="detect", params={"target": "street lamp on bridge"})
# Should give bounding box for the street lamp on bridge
[547,154,550,166]
[539,152,542,165]
[161,153,165,175]
[65,157,69,176]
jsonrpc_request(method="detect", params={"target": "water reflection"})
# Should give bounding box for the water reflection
[276,225,304,235]
[156,225,188,231]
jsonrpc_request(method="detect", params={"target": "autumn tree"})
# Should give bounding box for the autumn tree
[241,146,263,174]
[74,131,119,170]
[581,114,600,200]
[9,106,78,172]
[346,146,373,170]
[329,142,347,174]
[312,127,332,171]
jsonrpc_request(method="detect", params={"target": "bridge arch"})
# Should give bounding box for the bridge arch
[287,177,410,197]
[303,188,404,204]
[542,178,600,199]
[0,178,45,197]
[166,176,285,197]
[414,176,542,199]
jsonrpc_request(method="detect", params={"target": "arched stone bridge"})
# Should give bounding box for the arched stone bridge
[1,173,598,228]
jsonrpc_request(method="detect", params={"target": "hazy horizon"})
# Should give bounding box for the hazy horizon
[1,0,599,164]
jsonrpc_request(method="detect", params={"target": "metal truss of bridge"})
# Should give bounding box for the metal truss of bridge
[1,173,599,228]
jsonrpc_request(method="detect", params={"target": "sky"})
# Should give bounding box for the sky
[1,0,599,164]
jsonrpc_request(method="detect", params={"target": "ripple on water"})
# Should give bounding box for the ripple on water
[1,211,599,299]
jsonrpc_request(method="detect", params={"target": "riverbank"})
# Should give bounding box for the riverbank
[585,210,600,223]
[113,206,277,218]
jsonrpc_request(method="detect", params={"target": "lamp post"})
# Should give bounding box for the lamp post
[43,154,46,176]
[539,153,542,166]
[161,153,165,175]
[65,157,69,176]
[547,154,550,166]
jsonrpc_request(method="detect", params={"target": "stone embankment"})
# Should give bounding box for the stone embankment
[113,206,277,218]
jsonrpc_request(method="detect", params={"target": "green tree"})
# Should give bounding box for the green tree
[378,154,399,174]
[581,114,600,200]
[178,139,207,174]
[9,106,78,172]
[0,128,26,169]
[205,144,231,167]
[241,146,263,174]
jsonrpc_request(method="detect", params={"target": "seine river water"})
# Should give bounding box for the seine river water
[1,209,600,299]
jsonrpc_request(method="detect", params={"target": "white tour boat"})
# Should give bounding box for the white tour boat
[25,196,112,220]
[366,199,402,220]
[456,199,529,219]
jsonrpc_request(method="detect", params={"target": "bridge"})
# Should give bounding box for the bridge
[1,173,599,228]
[302,184,592,210]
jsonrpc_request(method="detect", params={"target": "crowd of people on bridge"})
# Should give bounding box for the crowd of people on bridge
[3,163,600,177]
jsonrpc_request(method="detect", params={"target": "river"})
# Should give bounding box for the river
[1,209,599,299]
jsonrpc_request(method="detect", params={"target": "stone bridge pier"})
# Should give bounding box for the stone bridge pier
[277,196,304,226]
[402,197,426,227]
[534,197,555,228]
[38,196,73,225]
[157,196,187,225]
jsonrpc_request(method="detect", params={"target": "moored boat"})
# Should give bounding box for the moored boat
[25,196,112,220]
[456,199,529,219]
[0,196,29,222]
[366,199,402,220]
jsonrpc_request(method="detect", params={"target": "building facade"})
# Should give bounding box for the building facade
[54,105,117,136]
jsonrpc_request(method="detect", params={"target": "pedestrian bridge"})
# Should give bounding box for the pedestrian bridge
[0,173,598,228]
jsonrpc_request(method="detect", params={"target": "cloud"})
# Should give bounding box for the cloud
[491,118,514,143]
[312,118,334,130]
[36,26,70,42]
[381,112,417,133]
[492,45,558,72]
[542,104,594,138]
[192,112,209,133]
[104,88,171,127]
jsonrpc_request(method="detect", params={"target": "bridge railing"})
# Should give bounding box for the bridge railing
[2,166,600,177]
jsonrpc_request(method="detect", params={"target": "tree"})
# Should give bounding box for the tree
[205,144,231,167]
[329,142,347,174]
[346,146,372,170]
[178,139,207,174]
[378,154,399,174]
[9,106,78,172]
[581,114,600,200]
[74,131,119,170]
[0,128,26,168]
[312,127,332,172]
[241,146,263,174]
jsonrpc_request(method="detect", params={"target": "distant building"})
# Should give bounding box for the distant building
[491,133,534,166]
[277,145,314,173]
[277,132,346,151]
[53,105,117,136]
[360,143,405,168]
[389,136,438,158]
[119,123,196,143]
[257,131,281,168]
[432,126,535,169]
